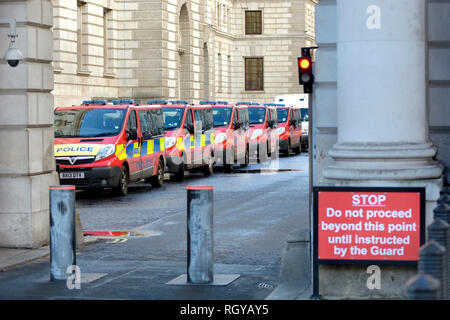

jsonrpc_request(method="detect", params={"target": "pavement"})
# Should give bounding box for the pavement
[0,152,311,300]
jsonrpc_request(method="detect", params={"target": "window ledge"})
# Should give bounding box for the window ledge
[77,69,91,76]
[103,72,116,79]
[242,90,265,93]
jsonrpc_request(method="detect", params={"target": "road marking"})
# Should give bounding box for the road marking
[107,238,128,244]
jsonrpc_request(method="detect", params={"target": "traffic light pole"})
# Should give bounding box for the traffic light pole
[308,77,320,299]
[298,46,319,299]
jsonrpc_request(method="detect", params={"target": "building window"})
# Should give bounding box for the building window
[216,2,220,26]
[227,55,232,93]
[103,8,112,74]
[77,1,85,70]
[245,57,263,91]
[227,7,231,33]
[217,53,222,92]
[245,10,262,35]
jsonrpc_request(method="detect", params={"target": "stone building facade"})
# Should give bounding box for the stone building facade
[52,0,317,107]
[0,0,315,248]
[0,0,58,248]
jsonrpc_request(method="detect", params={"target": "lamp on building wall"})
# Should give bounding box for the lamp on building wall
[1,18,23,67]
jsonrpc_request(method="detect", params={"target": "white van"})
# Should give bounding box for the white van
[274,94,309,149]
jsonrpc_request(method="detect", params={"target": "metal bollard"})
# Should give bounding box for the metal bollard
[427,218,450,299]
[186,186,214,284]
[406,273,440,300]
[433,203,450,224]
[418,240,446,299]
[49,185,76,281]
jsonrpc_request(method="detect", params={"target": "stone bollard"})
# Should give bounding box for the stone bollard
[406,273,440,300]
[49,185,76,281]
[186,186,214,284]
[434,203,450,224]
[418,240,446,299]
[427,219,450,299]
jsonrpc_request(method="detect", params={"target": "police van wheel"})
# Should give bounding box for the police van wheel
[240,147,249,168]
[258,145,268,163]
[284,140,292,157]
[294,144,301,155]
[224,163,233,173]
[203,151,214,176]
[150,160,164,188]
[174,163,185,181]
[114,166,129,196]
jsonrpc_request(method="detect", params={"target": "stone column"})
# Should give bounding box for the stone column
[323,0,443,223]
[0,0,58,248]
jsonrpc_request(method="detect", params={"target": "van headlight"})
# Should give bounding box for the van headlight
[165,137,177,149]
[278,127,285,135]
[251,129,263,139]
[95,144,116,161]
[214,133,227,144]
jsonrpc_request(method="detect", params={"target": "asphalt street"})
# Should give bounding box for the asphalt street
[0,152,309,300]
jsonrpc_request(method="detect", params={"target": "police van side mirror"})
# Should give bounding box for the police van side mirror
[185,123,194,134]
[126,128,137,141]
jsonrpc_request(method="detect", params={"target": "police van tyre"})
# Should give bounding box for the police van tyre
[224,163,233,173]
[149,159,164,188]
[294,143,301,155]
[224,147,233,173]
[203,151,214,176]
[173,153,186,181]
[258,144,268,163]
[114,165,129,196]
[174,163,185,181]
[283,140,292,157]
[240,146,249,168]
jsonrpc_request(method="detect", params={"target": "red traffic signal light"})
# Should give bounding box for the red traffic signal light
[298,48,315,93]
[298,58,311,70]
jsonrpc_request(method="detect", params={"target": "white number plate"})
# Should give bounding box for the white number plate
[60,172,85,179]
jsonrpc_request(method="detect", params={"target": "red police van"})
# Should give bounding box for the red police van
[276,104,302,156]
[209,101,250,172]
[54,99,166,196]
[245,102,278,162]
[157,100,215,180]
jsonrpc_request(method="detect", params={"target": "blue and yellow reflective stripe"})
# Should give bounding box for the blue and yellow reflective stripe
[116,137,166,160]
[176,137,185,151]
[181,134,215,149]
[115,144,127,160]
[126,142,140,158]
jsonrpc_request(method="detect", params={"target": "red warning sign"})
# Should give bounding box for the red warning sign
[314,187,425,264]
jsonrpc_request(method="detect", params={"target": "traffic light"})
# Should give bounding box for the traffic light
[298,47,314,93]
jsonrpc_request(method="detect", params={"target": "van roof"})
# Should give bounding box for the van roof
[133,105,162,110]
[55,104,130,111]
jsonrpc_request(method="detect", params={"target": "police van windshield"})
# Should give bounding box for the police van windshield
[248,107,266,124]
[163,107,185,130]
[212,107,232,127]
[54,108,126,138]
[277,108,289,123]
